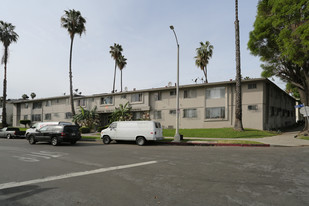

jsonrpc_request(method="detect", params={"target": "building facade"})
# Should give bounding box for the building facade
[12,78,296,130]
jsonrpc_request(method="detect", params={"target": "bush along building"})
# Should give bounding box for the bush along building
[12,78,296,130]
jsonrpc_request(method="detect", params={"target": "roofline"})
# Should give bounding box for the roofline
[11,78,293,102]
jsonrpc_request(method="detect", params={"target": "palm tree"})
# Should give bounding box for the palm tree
[117,54,127,92]
[194,41,213,83]
[61,9,86,116]
[110,43,123,93]
[0,21,18,127]
[234,0,244,131]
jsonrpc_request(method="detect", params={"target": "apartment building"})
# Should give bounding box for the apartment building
[12,78,296,130]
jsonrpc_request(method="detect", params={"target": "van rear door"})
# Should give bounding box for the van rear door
[154,122,163,138]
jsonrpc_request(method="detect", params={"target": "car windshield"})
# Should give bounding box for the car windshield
[31,123,38,128]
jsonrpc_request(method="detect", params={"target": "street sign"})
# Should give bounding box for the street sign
[300,106,309,117]
[295,104,304,108]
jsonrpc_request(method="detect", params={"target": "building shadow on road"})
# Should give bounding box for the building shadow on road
[0,185,55,204]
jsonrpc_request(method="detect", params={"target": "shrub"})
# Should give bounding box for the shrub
[79,126,90,134]
[96,126,107,132]
[20,120,31,128]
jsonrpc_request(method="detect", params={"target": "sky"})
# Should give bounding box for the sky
[0,0,285,99]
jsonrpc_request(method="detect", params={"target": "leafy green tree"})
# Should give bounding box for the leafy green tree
[61,9,86,116]
[194,41,213,83]
[110,43,123,93]
[286,82,300,99]
[109,102,132,123]
[117,54,127,92]
[72,106,99,129]
[248,0,309,105]
[20,119,31,128]
[0,21,19,127]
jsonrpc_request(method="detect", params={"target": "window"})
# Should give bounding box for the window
[184,90,197,99]
[31,114,42,121]
[183,109,197,118]
[206,107,225,119]
[154,92,162,101]
[248,83,257,89]
[169,110,176,115]
[33,102,42,109]
[109,122,117,129]
[170,90,176,96]
[131,93,143,102]
[121,94,127,99]
[154,111,162,119]
[45,100,52,107]
[65,112,73,119]
[248,105,258,110]
[133,112,143,120]
[206,87,225,99]
[24,103,29,109]
[24,115,28,120]
[155,122,161,128]
[77,99,87,107]
[101,96,113,105]
[45,113,51,120]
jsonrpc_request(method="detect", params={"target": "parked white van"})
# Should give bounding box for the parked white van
[100,121,164,146]
[26,121,72,137]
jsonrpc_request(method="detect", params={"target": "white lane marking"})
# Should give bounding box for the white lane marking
[12,156,40,162]
[0,161,157,190]
[13,151,68,162]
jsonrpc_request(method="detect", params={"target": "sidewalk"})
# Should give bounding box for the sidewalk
[182,130,309,147]
[82,130,309,147]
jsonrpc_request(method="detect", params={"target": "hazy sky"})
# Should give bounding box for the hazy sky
[1,0,284,99]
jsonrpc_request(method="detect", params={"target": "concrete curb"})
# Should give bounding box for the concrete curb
[158,141,270,147]
[79,138,271,147]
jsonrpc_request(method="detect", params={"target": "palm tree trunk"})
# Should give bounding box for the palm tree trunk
[2,47,8,127]
[203,67,208,83]
[112,61,117,93]
[121,69,123,92]
[234,0,244,131]
[69,36,75,116]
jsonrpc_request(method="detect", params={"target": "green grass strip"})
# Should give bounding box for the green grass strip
[163,128,276,139]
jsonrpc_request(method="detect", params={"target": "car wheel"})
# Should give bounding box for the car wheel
[51,137,59,146]
[71,140,77,145]
[136,136,146,146]
[102,136,111,144]
[29,136,36,145]
[7,134,11,139]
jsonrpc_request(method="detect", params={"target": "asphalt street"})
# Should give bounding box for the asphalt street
[0,139,308,206]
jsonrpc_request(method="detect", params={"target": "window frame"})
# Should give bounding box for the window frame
[131,93,143,103]
[183,108,197,118]
[100,96,113,105]
[205,107,225,119]
[206,87,225,99]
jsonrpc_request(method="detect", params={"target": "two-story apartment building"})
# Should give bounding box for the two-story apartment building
[12,78,296,130]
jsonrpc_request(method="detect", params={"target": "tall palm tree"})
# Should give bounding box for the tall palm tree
[117,54,127,92]
[234,0,244,131]
[110,43,123,93]
[61,9,86,116]
[194,41,213,83]
[0,21,18,127]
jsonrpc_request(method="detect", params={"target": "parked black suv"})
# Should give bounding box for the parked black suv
[27,125,81,146]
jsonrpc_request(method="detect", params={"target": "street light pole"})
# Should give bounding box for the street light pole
[170,25,181,142]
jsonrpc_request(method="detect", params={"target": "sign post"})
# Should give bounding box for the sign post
[297,104,309,124]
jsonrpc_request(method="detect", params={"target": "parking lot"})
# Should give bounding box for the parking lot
[0,139,309,206]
